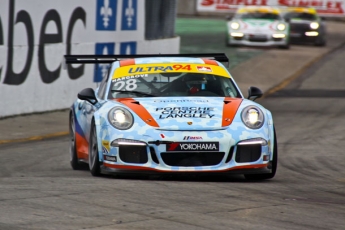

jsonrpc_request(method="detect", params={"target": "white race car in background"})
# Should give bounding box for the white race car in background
[226,6,290,49]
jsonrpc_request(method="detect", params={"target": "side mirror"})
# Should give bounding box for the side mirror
[247,86,263,101]
[78,88,98,105]
[285,18,290,23]
[226,15,232,21]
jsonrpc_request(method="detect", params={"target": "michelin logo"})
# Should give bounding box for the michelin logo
[96,0,117,31]
[122,0,137,30]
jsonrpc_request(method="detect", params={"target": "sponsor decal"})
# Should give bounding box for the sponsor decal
[102,140,110,154]
[102,146,109,154]
[104,155,117,162]
[128,64,191,74]
[156,107,215,119]
[183,136,203,140]
[167,142,219,151]
[112,74,148,82]
[197,66,212,72]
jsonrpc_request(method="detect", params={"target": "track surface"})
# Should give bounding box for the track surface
[1,22,345,230]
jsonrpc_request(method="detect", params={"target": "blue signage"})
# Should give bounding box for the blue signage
[96,0,117,31]
[120,42,137,54]
[121,0,137,30]
[94,43,115,82]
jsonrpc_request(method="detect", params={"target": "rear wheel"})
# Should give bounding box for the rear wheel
[70,113,82,170]
[244,127,278,180]
[89,120,101,176]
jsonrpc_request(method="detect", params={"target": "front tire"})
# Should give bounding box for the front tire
[70,113,82,170]
[314,36,326,46]
[244,127,278,180]
[89,120,101,176]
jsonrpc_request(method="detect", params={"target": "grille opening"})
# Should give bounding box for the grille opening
[149,147,160,164]
[225,146,234,163]
[233,37,243,40]
[235,144,261,163]
[161,152,225,167]
[273,37,283,41]
[119,145,148,164]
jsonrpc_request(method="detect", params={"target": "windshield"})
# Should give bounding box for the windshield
[108,72,241,99]
[236,12,280,20]
[283,12,317,20]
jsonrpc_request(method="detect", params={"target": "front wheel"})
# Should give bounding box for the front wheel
[278,42,290,49]
[244,127,278,180]
[89,120,101,176]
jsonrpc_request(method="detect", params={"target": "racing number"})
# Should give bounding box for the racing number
[173,64,191,71]
[114,79,138,91]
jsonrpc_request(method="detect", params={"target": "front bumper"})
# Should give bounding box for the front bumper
[100,133,273,175]
[290,30,322,43]
[227,31,288,47]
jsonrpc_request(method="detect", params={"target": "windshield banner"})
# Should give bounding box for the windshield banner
[113,63,231,79]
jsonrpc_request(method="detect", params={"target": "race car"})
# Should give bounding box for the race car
[226,6,290,49]
[281,7,326,46]
[65,53,277,180]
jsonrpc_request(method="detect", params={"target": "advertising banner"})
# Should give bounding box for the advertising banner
[197,0,345,16]
[0,0,179,118]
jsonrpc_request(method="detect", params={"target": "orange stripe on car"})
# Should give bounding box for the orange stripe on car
[222,97,243,127]
[116,98,159,127]
[202,59,218,66]
[120,59,135,67]
[76,132,89,160]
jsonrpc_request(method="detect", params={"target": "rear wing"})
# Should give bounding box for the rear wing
[64,53,230,68]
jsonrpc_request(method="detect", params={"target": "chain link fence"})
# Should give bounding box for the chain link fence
[145,0,177,40]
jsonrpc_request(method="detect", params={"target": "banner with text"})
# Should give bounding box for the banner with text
[0,0,179,118]
[197,0,345,16]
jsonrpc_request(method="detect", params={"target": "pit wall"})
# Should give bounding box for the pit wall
[0,0,180,118]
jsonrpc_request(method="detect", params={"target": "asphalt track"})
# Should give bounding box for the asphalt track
[0,18,345,230]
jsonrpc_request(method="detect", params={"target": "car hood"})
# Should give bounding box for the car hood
[115,97,243,131]
[239,19,278,30]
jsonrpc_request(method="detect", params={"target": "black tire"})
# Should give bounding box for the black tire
[89,120,101,176]
[70,112,82,170]
[314,36,326,46]
[278,42,290,49]
[244,127,278,180]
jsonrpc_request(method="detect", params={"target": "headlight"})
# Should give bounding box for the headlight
[230,22,240,30]
[108,107,134,130]
[277,23,286,31]
[241,106,264,129]
[310,22,319,29]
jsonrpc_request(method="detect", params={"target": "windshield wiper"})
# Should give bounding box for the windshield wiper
[111,90,157,97]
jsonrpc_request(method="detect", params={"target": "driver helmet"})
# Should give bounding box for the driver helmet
[184,74,208,94]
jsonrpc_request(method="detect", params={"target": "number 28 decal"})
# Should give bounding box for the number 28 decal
[114,79,137,91]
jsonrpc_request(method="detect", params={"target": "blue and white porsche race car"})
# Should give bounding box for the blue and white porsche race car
[65,53,277,180]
